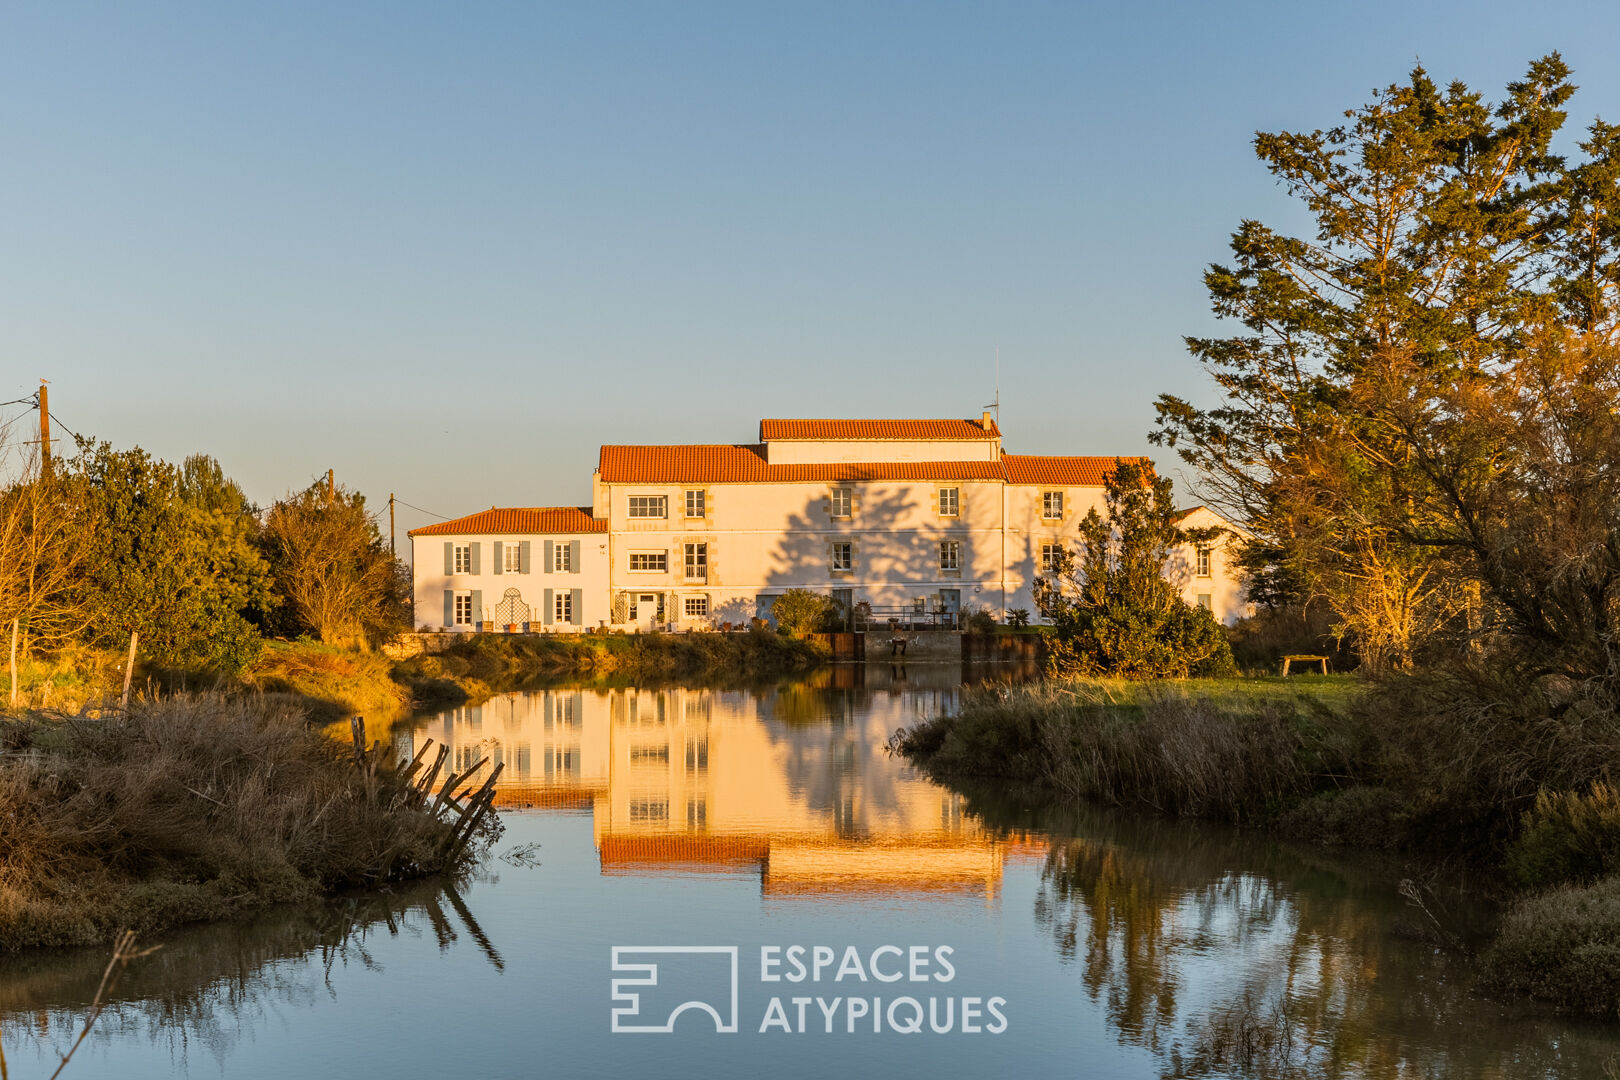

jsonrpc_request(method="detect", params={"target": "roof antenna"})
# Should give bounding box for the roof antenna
[982,347,1001,429]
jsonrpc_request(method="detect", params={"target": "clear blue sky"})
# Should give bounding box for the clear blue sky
[4,1,1618,538]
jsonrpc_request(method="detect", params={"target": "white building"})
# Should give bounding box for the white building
[1169,505,1254,625]
[590,415,1248,630]
[406,416,1251,633]
[408,507,609,632]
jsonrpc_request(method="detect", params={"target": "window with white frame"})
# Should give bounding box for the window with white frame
[1042,491,1064,519]
[683,542,707,581]
[684,490,705,518]
[503,544,523,573]
[831,541,853,572]
[453,543,472,574]
[1196,545,1211,577]
[1041,543,1062,573]
[629,799,668,822]
[554,543,573,572]
[1196,594,1213,611]
[938,487,959,516]
[628,495,668,519]
[939,540,961,572]
[684,596,709,617]
[628,551,667,572]
[453,592,474,626]
[554,591,574,624]
[829,487,852,518]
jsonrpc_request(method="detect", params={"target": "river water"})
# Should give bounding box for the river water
[2,667,1616,1078]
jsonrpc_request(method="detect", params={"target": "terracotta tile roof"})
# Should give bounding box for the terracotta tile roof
[597,444,1005,484]
[407,506,606,537]
[760,418,1000,441]
[1001,454,1149,486]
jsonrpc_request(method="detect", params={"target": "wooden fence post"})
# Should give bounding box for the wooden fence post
[121,631,139,709]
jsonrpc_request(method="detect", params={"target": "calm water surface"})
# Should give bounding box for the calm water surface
[3,666,1616,1078]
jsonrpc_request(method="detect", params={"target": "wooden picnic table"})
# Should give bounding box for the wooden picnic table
[1280,654,1330,676]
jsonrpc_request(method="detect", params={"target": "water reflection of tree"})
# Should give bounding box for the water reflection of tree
[993,789,1620,1078]
[1036,838,1184,1052]
[0,877,501,1070]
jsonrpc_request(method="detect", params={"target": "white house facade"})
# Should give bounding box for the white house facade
[407,416,1250,632]
[1169,505,1255,626]
[408,507,609,632]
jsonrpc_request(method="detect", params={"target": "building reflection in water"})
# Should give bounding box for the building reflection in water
[403,667,1043,900]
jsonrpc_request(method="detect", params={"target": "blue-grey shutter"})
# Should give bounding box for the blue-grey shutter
[444,590,454,627]
[469,543,481,575]
[492,541,503,575]
[520,540,532,573]
[570,588,583,624]
[543,588,554,625]
[444,542,453,575]
[470,589,483,627]
[543,540,554,574]
[570,540,581,574]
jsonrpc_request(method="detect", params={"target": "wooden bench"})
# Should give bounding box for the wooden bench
[1280,654,1330,676]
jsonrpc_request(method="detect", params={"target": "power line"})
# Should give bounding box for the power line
[396,498,456,524]
[47,411,80,442]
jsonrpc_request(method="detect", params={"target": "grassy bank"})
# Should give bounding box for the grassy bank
[392,630,830,702]
[0,695,498,952]
[892,675,1362,828]
[891,667,1620,1017]
[4,631,833,722]
[243,640,411,722]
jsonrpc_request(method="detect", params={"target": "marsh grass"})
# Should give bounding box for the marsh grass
[0,694,490,952]
[891,676,1359,826]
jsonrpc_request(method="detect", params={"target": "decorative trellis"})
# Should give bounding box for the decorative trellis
[492,588,531,628]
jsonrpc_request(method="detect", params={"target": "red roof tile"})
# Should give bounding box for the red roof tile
[596,445,1006,484]
[407,506,606,537]
[1001,455,1148,486]
[760,418,1000,441]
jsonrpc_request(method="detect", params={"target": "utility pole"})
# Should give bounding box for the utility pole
[389,493,396,556]
[37,380,51,475]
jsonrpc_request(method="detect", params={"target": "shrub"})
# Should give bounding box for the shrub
[772,589,830,639]
[962,609,998,634]
[1507,783,1620,889]
[1480,875,1620,1017]
[1356,665,1620,855]
[1006,609,1030,628]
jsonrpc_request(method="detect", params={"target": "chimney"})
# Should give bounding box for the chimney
[981,410,994,430]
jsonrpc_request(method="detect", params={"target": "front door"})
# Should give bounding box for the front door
[633,593,660,631]
[938,589,961,628]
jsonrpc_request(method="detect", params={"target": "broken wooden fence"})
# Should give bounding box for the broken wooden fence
[348,716,504,863]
